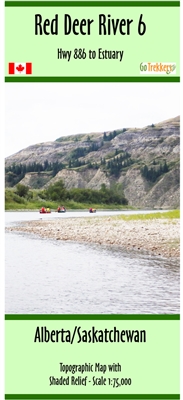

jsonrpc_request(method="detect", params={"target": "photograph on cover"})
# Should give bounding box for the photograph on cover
[5,83,180,314]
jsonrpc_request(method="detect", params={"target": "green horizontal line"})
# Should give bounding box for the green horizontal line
[4,1,181,6]
[5,76,180,83]
[5,314,180,320]
[4,395,180,399]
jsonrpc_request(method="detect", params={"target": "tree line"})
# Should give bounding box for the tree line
[15,180,128,206]
[43,180,128,205]
[141,161,169,182]
[5,160,65,186]
[105,152,133,177]
[6,160,65,175]
[6,148,133,187]
[103,129,127,141]
[70,141,103,160]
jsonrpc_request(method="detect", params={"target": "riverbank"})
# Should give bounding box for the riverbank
[6,213,180,259]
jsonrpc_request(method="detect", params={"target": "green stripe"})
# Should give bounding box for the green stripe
[5,314,180,320]
[4,1,181,6]
[5,76,180,83]
[4,395,181,399]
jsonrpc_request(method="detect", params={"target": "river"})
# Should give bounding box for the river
[5,211,180,314]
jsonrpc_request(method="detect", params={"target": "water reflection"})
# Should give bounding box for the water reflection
[5,229,179,314]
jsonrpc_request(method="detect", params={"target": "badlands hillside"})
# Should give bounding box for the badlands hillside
[5,116,180,209]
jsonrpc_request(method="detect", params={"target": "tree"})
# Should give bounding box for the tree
[46,180,67,201]
[16,183,29,197]
[163,161,169,173]
[100,183,107,192]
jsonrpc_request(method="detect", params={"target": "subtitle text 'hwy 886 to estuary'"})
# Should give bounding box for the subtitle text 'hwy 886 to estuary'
[57,48,124,62]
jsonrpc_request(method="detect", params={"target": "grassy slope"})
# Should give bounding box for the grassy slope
[115,210,180,220]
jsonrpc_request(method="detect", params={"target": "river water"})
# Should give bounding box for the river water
[5,211,180,314]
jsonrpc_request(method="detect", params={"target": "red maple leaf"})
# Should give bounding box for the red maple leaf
[16,64,25,72]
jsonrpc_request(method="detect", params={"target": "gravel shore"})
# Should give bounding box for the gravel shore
[6,215,180,259]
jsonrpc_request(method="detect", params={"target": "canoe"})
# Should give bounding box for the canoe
[89,208,96,213]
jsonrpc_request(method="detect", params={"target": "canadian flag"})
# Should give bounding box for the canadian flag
[8,62,32,75]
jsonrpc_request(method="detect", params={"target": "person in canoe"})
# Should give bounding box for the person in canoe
[40,207,51,213]
[57,205,66,213]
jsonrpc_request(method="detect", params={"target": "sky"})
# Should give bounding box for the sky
[5,82,180,158]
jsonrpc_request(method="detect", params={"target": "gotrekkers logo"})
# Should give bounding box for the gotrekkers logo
[140,62,176,75]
